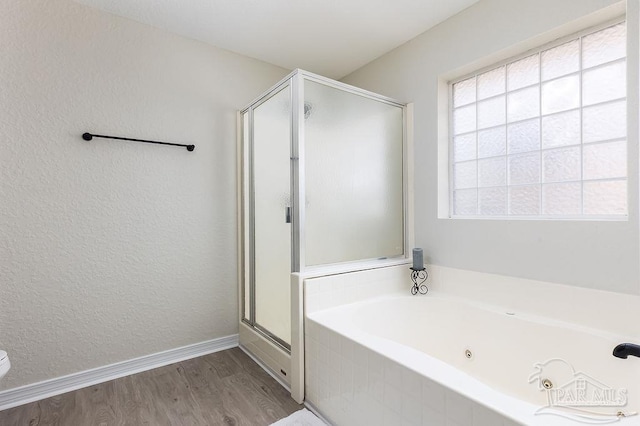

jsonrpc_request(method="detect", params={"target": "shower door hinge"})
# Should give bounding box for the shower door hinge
[285,206,291,223]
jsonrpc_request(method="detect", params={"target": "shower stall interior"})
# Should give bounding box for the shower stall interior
[238,69,410,393]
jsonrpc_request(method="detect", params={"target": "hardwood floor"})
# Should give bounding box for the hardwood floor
[0,348,303,426]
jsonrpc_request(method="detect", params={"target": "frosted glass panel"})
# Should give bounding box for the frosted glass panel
[454,77,476,107]
[479,187,506,215]
[478,126,505,158]
[583,101,626,143]
[478,157,506,188]
[508,119,539,154]
[508,152,540,185]
[454,133,476,162]
[508,54,539,91]
[252,86,292,344]
[542,75,579,115]
[582,60,626,106]
[543,147,580,183]
[509,185,540,215]
[477,67,505,100]
[304,79,404,266]
[583,141,626,180]
[542,110,580,149]
[508,86,539,122]
[454,104,476,135]
[454,189,477,215]
[541,40,579,81]
[543,182,581,215]
[454,161,477,189]
[583,23,626,69]
[477,96,505,129]
[584,180,627,215]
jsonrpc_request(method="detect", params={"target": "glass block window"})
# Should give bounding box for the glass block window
[450,21,627,218]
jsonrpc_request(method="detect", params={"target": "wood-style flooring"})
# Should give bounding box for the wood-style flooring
[0,348,303,426]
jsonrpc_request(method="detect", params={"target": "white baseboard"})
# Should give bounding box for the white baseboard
[0,334,238,412]
[304,401,332,425]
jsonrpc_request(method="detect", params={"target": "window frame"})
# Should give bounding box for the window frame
[447,16,628,221]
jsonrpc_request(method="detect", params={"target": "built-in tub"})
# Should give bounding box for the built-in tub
[304,292,640,425]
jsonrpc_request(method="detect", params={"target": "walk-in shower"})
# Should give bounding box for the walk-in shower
[237,69,410,392]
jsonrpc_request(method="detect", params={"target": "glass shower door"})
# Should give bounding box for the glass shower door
[303,79,405,267]
[249,85,292,348]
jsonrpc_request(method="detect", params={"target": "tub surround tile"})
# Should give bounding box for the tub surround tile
[353,341,370,365]
[306,296,319,313]
[329,333,340,368]
[362,406,381,426]
[317,378,329,404]
[472,402,509,426]
[339,337,354,360]
[307,338,319,362]
[422,379,446,414]
[402,366,422,396]
[305,316,318,338]
[445,390,473,425]
[353,364,368,394]
[304,264,409,314]
[384,359,404,389]
[402,392,423,422]
[368,351,385,376]
[339,358,354,399]
[383,406,402,426]
[305,319,531,425]
[328,355,340,383]
[402,417,421,426]
[318,345,329,372]
[422,404,446,425]
[318,325,330,350]
[368,370,384,402]
[383,382,403,409]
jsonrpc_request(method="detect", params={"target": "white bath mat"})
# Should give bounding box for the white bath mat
[270,408,326,426]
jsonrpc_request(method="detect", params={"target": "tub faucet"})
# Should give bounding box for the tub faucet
[613,343,640,359]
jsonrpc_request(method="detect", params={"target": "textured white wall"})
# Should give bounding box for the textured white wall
[343,0,640,294]
[0,0,288,390]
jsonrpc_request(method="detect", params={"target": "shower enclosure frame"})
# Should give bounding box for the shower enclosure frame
[237,69,414,394]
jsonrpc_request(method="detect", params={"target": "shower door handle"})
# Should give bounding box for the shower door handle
[285,206,291,224]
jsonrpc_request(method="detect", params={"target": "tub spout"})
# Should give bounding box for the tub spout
[613,343,640,359]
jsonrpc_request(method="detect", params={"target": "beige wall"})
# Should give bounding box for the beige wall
[0,0,288,390]
[343,0,640,294]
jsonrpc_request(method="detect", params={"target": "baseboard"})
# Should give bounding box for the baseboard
[304,401,332,425]
[0,334,238,412]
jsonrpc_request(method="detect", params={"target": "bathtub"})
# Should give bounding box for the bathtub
[303,288,640,425]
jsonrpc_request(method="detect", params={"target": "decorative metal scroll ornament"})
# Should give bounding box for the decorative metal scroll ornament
[410,268,428,295]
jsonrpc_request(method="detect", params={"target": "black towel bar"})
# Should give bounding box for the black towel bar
[83,132,195,152]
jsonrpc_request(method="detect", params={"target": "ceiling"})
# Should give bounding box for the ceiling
[75,0,479,79]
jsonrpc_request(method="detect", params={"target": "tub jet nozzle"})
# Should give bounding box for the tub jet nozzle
[613,343,640,359]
